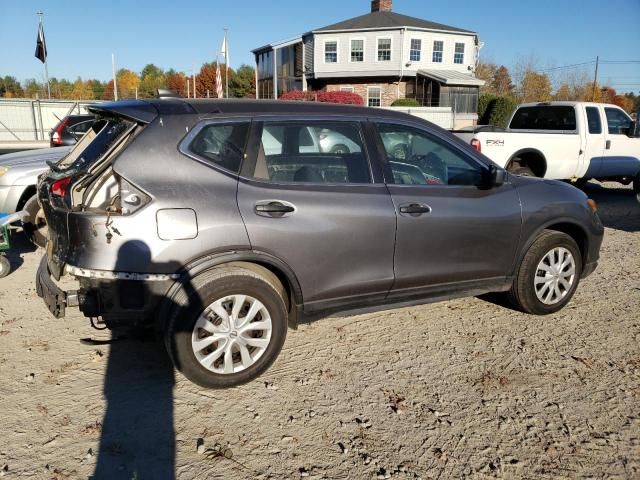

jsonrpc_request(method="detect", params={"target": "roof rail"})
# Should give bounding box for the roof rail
[157,88,181,99]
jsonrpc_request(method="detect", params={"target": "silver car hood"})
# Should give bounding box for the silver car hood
[0,147,71,169]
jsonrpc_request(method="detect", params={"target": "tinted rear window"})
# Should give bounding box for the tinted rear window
[510,106,577,131]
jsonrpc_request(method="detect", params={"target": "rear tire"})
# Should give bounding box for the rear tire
[0,255,10,278]
[23,195,48,249]
[508,230,582,315]
[634,173,640,203]
[165,264,288,388]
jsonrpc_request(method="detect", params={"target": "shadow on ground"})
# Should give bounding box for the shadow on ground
[583,182,640,233]
[3,231,36,274]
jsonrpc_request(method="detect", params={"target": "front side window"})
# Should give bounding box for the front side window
[351,39,364,62]
[188,122,250,173]
[377,123,485,186]
[509,106,577,131]
[432,41,443,63]
[454,42,465,64]
[367,87,382,107]
[586,107,602,134]
[253,122,370,184]
[377,38,391,61]
[604,107,632,134]
[410,39,421,62]
[324,41,337,63]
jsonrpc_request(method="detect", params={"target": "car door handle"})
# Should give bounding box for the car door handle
[399,203,432,216]
[254,201,295,217]
[605,140,611,150]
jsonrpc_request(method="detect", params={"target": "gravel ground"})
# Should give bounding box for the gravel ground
[0,182,638,480]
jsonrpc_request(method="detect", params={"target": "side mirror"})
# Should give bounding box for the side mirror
[488,165,506,187]
[626,120,640,138]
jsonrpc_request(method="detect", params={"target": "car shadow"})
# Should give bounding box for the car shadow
[582,181,640,233]
[90,240,203,480]
[3,231,37,274]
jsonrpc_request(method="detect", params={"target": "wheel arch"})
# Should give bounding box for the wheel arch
[16,185,37,211]
[158,250,304,331]
[514,220,589,276]
[507,149,548,177]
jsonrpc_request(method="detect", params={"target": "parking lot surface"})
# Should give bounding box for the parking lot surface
[0,182,638,479]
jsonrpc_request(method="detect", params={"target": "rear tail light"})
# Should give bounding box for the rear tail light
[52,118,69,145]
[470,138,481,152]
[51,177,72,197]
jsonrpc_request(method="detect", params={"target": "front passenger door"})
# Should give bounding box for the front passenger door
[373,122,522,293]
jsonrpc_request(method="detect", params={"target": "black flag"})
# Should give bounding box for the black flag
[35,22,47,63]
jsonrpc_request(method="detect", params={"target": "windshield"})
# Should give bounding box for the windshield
[55,117,135,172]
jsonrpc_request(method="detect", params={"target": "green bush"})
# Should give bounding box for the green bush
[391,98,420,107]
[478,93,498,124]
[487,96,517,128]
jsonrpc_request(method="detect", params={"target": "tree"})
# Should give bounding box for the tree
[102,80,115,100]
[139,64,166,98]
[492,66,513,96]
[69,78,95,100]
[197,62,233,97]
[519,71,552,102]
[229,64,255,98]
[475,62,497,95]
[554,83,572,101]
[23,78,44,98]
[0,76,24,97]
[116,68,140,99]
[165,69,187,97]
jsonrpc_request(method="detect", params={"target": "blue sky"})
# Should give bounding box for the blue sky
[1,0,639,92]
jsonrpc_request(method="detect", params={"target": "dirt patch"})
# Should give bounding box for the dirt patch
[0,182,638,479]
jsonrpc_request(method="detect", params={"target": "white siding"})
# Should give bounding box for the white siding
[312,29,477,77]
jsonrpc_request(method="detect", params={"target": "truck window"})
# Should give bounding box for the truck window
[585,107,602,134]
[604,107,632,135]
[510,106,576,131]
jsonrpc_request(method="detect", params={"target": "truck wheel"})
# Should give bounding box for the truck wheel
[165,264,288,388]
[23,195,48,249]
[507,230,582,315]
[0,255,10,278]
[511,165,536,177]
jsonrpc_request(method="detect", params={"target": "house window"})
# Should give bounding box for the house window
[432,41,443,63]
[454,43,465,64]
[325,41,337,63]
[410,39,421,62]
[377,38,391,61]
[367,87,382,107]
[351,39,364,62]
[340,86,355,93]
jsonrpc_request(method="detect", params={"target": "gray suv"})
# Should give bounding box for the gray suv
[36,99,604,388]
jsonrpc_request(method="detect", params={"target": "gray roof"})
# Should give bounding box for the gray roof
[314,11,474,34]
[418,69,485,86]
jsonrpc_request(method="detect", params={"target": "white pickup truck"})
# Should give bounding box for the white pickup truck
[453,101,640,195]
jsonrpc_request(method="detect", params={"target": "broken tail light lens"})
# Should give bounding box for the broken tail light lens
[51,176,72,197]
[470,139,481,152]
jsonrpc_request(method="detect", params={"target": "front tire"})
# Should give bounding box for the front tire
[508,230,582,315]
[165,264,288,388]
[23,195,48,249]
[0,255,10,278]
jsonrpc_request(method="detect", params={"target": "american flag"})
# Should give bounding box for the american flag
[215,61,223,98]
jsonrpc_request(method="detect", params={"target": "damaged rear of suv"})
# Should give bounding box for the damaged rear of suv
[37,97,603,389]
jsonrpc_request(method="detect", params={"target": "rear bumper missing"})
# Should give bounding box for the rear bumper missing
[36,255,77,318]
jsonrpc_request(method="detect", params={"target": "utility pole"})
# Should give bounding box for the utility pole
[224,28,229,99]
[112,53,118,101]
[192,63,196,98]
[592,56,599,101]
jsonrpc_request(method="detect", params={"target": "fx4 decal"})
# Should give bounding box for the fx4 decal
[486,139,505,146]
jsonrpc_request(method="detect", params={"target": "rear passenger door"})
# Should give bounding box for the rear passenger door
[237,118,397,312]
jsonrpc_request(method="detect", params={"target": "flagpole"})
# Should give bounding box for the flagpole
[224,28,229,99]
[37,12,51,99]
[112,53,118,101]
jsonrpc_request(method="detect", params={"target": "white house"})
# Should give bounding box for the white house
[252,0,484,120]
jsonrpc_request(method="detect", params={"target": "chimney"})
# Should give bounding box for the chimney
[371,0,392,12]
